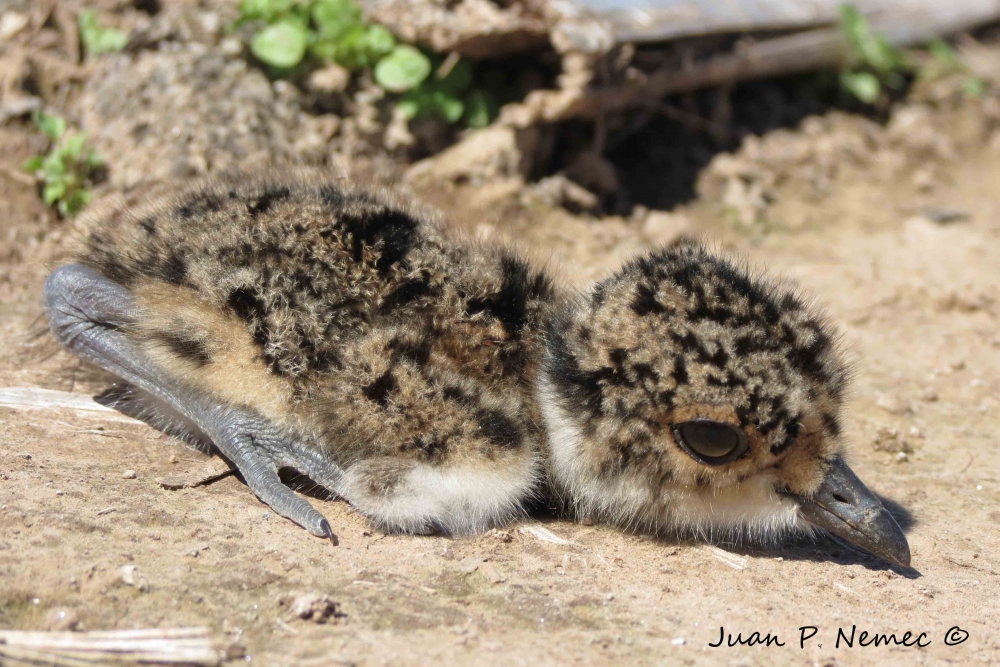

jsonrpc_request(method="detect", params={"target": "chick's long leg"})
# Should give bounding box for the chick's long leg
[44,264,338,543]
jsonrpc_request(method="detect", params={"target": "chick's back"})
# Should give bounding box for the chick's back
[79,172,555,470]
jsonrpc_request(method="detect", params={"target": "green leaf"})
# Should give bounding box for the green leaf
[360,25,395,60]
[463,90,495,128]
[838,5,868,58]
[438,59,471,93]
[239,0,294,22]
[32,111,66,141]
[23,155,44,173]
[86,150,105,169]
[841,70,881,103]
[374,45,431,92]
[43,181,67,205]
[432,91,464,123]
[928,38,960,67]
[251,19,309,68]
[328,24,367,68]
[312,0,363,40]
[42,151,67,178]
[963,76,986,97]
[309,37,338,63]
[396,98,421,120]
[61,188,92,216]
[79,10,128,56]
[62,133,87,161]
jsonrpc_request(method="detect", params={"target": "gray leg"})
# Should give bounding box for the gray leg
[44,264,339,544]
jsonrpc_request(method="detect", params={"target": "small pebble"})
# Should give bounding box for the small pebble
[920,387,938,402]
[671,637,687,646]
[457,556,482,574]
[44,607,80,631]
[279,592,343,624]
[122,470,137,479]
[480,561,504,584]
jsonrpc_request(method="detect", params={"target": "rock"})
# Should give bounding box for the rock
[479,561,504,584]
[920,206,970,224]
[219,37,243,57]
[122,470,137,479]
[457,556,482,574]
[875,392,909,415]
[120,565,150,592]
[0,11,28,43]
[406,125,539,185]
[523,174,599,213]
[872,427,913,454]
[308,64,352,95]
[487,529,513,543]
[279,592,345,624]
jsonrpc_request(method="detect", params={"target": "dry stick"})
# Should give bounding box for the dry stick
[506,5,1000,124]
[0,627,225,666]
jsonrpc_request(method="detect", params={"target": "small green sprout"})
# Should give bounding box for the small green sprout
[923,38,986,96]
[237,0,496,127]
[24,111,104,218]
[240,0,403,73]
[79,10,128,57]
[397,58,498,128]
[838,4,911,104]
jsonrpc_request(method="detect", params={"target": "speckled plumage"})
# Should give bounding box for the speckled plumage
[541,246,848,538]
[77,172,553,533]
[45,170,908,563]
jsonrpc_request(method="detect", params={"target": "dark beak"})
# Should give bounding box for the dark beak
[790,456,911,567]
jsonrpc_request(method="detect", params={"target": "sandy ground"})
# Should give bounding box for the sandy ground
[1,4,1000,666]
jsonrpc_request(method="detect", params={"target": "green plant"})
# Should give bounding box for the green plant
[23,111,104,217]
[79,10,128,56]
[397,58,497,128]
[239,0,410,76]
[838,4,910,104]
[237,0,496,127]
[923,38,986,96]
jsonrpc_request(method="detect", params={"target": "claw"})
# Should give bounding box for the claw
[321,518,339,546]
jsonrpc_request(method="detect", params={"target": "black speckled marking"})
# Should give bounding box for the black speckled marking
[390,335,432,367]
[176,191,223,220]
[671,356,689,385]
[160,251,188,285]
[363,370,398,407]
[401,433,449,462]
[247,185,291,217]
[226,287,269,348]
[318,184,344,207]
[821,412,842,437]
[468,254,552,339]
[138,216,157,235]
[340,207,419,273]
[152,331,211,366]
[475,408,522,449]
[631,283,666,316]
[380,272,433,312]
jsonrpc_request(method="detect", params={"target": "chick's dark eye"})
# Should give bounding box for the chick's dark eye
[672,420,748,465]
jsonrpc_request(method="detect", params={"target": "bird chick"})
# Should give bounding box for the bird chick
[44,170,909,566]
